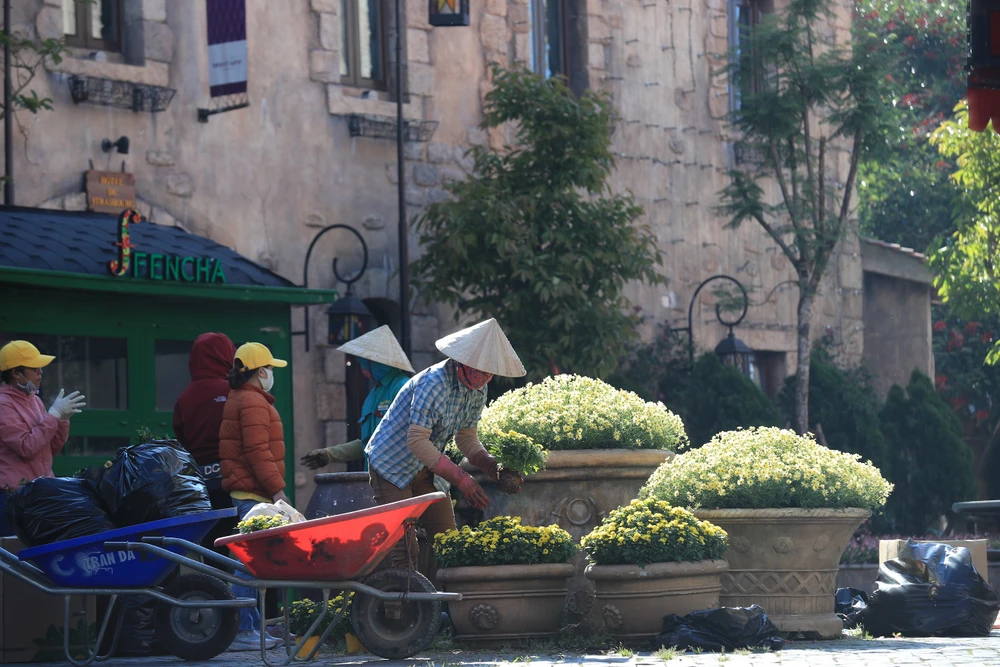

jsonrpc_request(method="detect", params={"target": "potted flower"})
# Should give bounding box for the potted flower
[434,516,577,642]
[286,594,352,658]
[640,427,894,639]
[582,498,729,638]
[481,430,547,494]
[469,375,687,627]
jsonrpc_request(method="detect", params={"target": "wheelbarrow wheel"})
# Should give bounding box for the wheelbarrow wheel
[155,573,239,661]
[350,568,442,659]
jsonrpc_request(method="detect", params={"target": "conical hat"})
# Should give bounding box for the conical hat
[435,318,526,377]
[337,325,415,373]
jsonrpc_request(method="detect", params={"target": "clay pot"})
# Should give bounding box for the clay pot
[436,563,576,643]
[304,472,375,519]
[585,559,729,638]
[466,449,673,631]
[693,508,871,639]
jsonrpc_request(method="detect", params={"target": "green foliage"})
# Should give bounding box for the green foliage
[286,594,352,638]
[479,374,688,452]
[640,427,893,511]
[606,324,690,406]
[717,0,892,432]
[778,351,889,474]
[931,309,1000,434]
[879,371,977,534]
[928,102,1000,365]
[481,430,547,477]
[237,515,288,534]
[434,516,576,568]
[411,65,663,380]
[683,354,780,448]
[855,0,968,250]
[581,498,728,566]
[0,33,65,121]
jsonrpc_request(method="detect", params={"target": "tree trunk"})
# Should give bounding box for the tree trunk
[794,291,814,434]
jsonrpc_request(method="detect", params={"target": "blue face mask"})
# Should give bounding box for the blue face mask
[359,358,391,383]
[15,371,38,396]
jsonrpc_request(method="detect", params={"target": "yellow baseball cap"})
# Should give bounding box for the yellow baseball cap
[234,342,287,372]
[0,341,56,372]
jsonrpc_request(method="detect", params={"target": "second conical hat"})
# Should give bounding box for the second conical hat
[337,325,415,373]
[435,318,526,377]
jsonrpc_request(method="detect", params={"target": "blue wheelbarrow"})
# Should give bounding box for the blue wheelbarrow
[0,508,251,665]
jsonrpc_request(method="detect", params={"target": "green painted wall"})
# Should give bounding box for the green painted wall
[0,282,298,504]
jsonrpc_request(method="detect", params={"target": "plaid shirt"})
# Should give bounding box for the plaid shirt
[366,360,487,489]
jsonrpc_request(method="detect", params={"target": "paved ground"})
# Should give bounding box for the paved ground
[13,631,1000,666]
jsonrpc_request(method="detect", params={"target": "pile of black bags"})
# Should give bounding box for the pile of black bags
[5,439,210,547]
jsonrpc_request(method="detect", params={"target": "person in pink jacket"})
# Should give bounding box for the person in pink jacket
[0,341,86,534]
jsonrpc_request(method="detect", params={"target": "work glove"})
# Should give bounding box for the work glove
[431,455,490,510]
[300,439,364,469]
[47,389,86,421]
[467,450,500,481]
[272,490,290,505]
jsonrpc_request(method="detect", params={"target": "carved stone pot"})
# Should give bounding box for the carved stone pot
[436,563,576,643]
[585,560,728,639]
[693,508,871,639]
[466,449,673,630]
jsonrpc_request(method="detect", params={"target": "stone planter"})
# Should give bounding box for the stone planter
[436,563,576,643]
[585,559,728,639]
[467,449,673,630]
[693,508,870,639]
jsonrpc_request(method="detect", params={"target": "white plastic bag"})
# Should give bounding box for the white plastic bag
[242,499,306,524]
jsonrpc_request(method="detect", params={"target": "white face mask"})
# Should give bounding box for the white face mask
[15,372,38,396]
[259,367,274,393]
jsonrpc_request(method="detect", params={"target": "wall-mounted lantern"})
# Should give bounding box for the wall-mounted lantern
[671,274,754,378]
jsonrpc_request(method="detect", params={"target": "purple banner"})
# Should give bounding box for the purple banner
[206,0,247,97]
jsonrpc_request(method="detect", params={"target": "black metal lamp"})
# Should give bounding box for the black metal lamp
[101,136,130,154]
[327,291,376,346]
[429,0,470,26]
[715,329,755,378]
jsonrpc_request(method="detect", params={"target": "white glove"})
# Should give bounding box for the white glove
[47,389,86,421]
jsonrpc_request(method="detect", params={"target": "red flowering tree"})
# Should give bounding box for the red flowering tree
[855,0,971,251]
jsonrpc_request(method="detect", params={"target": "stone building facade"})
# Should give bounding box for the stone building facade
[6,0,925,505]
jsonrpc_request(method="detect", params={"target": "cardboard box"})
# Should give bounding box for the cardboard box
[879,539,989,583]
[1,537,96,664]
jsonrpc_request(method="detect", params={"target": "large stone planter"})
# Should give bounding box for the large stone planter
[694,508,870,639]
[467,449,673,630]
[436,563,576,643]
[585,560,728,639]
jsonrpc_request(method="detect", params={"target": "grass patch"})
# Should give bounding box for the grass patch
[610,644,634,657]
[653,646,678,661]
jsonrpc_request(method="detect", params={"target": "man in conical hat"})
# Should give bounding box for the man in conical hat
[366,318,525,569]
[301,325,415,470]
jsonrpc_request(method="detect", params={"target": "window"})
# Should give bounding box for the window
[62,0,124,53]
[530,0,567,79]
[728,0,772,111]
[339,0,389,90]
[155,340,195,412]
[0,333,128,410]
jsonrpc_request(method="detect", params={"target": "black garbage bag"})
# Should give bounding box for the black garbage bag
[651,605,784,652]
[95,440,211,527]
[835,587,869,628]
[859,540,1000,637]
[5,477,115,547]
[117,596,160,656]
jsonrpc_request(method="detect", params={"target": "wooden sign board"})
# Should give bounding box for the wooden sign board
[85,170,137,214]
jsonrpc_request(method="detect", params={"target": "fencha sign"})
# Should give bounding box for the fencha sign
[108,209,227,283]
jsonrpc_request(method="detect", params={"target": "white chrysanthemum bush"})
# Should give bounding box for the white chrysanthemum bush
[640,426,893,511]
[480,374,688,451]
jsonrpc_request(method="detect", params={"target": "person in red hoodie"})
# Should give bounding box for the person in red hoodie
[172,332,237,548]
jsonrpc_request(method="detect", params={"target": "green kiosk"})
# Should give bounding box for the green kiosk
[0,206,337,502]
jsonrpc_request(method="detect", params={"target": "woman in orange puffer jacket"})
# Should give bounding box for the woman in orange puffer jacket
[219,342,287,652]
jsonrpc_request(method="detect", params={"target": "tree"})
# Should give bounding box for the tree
[0,30,65,122]
[855,0,969,251]
[717,0,891,433]
[879,370,977,534]
[412,65,663,380]
[927,102,1000,364]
